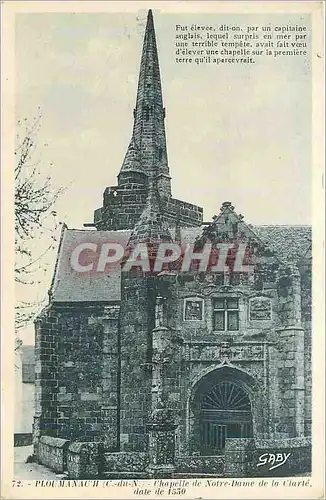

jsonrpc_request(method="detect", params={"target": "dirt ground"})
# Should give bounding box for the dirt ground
[14,445,60,480]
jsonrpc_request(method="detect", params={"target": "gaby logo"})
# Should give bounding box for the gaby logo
[257,452,291,471]
[69,240,255,275]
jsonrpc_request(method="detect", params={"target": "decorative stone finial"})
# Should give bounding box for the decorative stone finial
[221,201,235,211]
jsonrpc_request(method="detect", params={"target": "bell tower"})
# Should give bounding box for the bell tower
[118,173,173,451]
[93,10,203,231]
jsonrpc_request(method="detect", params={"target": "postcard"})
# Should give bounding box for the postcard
[1,1,324,499]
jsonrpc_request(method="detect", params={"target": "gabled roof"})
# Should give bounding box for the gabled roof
[254,225,311,264]
[50,228,130,302]
[48,222,311,303]
[194,202,311,266]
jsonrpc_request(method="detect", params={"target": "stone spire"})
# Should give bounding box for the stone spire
[118,10,171,198]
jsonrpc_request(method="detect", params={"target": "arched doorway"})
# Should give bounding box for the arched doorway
[190,367,254,455]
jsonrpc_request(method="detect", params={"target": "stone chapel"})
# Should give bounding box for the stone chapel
[33,10,312,478]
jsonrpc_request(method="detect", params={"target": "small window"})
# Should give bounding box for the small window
[214,311,225,330]
[214,298,225,310]
[213,298,239,331]
[184,298,204,321]
[227,311,239,330]
[145,106,150,121]
[226,298,239,309]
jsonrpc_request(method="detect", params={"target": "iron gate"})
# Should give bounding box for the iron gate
[198,381,253,455]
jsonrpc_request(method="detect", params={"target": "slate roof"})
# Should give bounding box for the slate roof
[50,229,131,303]
[254,225,312,264]
[50,225,311,303]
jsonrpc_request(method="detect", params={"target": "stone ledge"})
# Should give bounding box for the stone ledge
[39,436,69,449]
[224,437,311,477]
[175,455,225,474]
[104,452,150,472]
[67,441,100,479]
[37,436,70,473]
[255,437,311,448]
[225,438,254,451]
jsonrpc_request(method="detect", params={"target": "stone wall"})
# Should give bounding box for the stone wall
[252,437,311,477]
[67,441,101,479]
[303,323,312,436]
[119,275,154,451]
[300,260,312,436]
[175,455,225,475]
[37,436,69,473]
[167,274,281,342]
[224,437,311,477]
[161,259,311,450]
[103,452,150,472]
[34,306,60,442]
[94,185,203,230]
[34,302,119,446]
[274,327,305,438]
[159,273,280,454]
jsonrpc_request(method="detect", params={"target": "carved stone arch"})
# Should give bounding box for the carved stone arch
[186,363,265,455]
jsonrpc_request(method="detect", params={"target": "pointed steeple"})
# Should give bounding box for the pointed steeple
[118,10,171,197]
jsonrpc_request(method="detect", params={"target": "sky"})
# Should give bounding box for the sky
[15,8,312,344]
[16,10,312,227]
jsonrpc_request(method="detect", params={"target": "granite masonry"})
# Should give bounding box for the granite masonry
[33,10,312,478]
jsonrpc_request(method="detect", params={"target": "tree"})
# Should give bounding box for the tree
[15,111,64,329]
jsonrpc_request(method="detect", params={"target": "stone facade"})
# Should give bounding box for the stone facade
[94,187,203,231]
[34,10,312,478]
